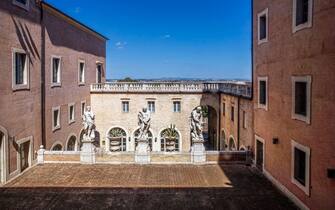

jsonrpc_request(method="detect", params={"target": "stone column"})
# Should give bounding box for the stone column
[80,136,96,164]
[191,140,206,164]
[37,145,45,165]
[135,138,150,164]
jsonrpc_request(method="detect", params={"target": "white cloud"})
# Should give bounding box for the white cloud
[163,34,171,39]
[115,41,127,49]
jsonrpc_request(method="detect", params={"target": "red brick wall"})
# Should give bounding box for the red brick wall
[253,0,335,209]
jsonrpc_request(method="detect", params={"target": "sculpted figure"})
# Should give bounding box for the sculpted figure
[82,106,95,139]
[138,107,151,140]
[191,106,204,142]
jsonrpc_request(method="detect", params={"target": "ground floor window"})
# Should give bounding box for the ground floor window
[67,136,77,151]
[160,126,180,152]
[108,127,127,152]
[228,137,236,151]
[51,143,63,151]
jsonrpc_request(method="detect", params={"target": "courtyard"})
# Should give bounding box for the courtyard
[0,164,298,210]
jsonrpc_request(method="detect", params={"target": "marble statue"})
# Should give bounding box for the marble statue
[138,107,151,140]
[191,106,204,142]
[82,106,95,140]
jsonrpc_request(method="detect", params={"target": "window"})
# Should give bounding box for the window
[293,0,313,32]
[147,101,155,112]
[13,0,29,10]
[291,140,310,195]
[68,103,75,124]
[160,128,180,152]
[12,49,29,90]
[108,127,127,152]
[231,106,234,121]
[173,101,181,112]
[242,111,247,129]
[52,106,61,131]
[257,8,268,44]
[78,60,85,84]
[81,101,86,116]
[96,63,103,83]
[51,56,61,86]
[292,76,311,124]
[222,102,226,116]
[122,101,129,113]
[258,77,268,110]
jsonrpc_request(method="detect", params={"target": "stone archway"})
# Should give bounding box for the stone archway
[66,135,78,151]
[197,105,218,151]
[228,136,237,151]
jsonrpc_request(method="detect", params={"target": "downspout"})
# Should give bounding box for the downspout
[40,1,46,147]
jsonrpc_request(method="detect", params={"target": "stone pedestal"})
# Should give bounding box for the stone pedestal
[191,141,206,164]
[135,138,150,164]
[80,137,96,164]
[37,145,45,165]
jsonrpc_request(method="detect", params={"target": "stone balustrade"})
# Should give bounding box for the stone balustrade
[91,81,251,97]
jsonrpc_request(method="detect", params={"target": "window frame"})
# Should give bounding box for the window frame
[12,48,30,91]
[51,55,62,87]
[173,101,181,113]
[257,8,269,45]
[222,102,226,116]
[292,0,313,33]
[147,101,155,113]
[81,100,86,117]
[68,103,75,124]
[242,110,247,129]
[291,140,310,195]
[96,62,103,83]
[258,76,268,110]
[52,106,61,131]
[78,59,85,85]
[291,76,311,124]
[122,101,130,113]
[12,0,29,11]
[231,106,235,121]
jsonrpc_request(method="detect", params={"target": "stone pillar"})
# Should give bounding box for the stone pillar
[135,138,150,164]
[80,136,96,164]
[191,140,206,164]
[37,145,45,165]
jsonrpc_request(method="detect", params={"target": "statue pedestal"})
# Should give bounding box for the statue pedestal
[135,138,150,164]
[80,136,96,164]
[191,140,206,164]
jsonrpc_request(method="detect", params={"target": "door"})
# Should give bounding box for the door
[256,140,264,170]
[20,141,30,172]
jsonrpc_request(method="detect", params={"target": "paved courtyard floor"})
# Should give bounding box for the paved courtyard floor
[0,164,298,210]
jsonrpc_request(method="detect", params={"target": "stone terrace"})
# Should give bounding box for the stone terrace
[0,164,298,210]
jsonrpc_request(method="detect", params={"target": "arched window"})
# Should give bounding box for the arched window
[67,136,77,151]
[134,129,153,151]
[108,127,127,152]
[51,144,63,151]
[228,137,236,151]
[160,127,180,152]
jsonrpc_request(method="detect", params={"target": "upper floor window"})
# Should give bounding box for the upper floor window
[122,101,129,113]
[52,106,61,131]
[257,8,268,44]
[13,0,29,10]
[81,101,86,116]
[68,103,75,124]
[242,110,247,129]
[292,76,311,124]
[231,106,234,121]
[12,49,29,90]
[291,140,310,195]
[51,56,61,86]
[258,77,268,110]
[96,63,103,83]
[78,60,85,85]
[222,102,226,116]
[293,0,313,32]
[173,101,181,112]
[147,101,155,113]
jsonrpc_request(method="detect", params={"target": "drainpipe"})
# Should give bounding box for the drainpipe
[40,1,46,147]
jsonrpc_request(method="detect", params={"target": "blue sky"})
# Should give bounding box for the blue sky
[46,0,252,80]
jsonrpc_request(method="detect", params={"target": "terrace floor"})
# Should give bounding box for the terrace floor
[0,164,298,210]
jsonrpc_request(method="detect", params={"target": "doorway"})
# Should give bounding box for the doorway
[20,141,30,172]
[256,138,264,171]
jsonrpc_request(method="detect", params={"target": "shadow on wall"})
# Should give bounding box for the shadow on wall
[44,12,105,57]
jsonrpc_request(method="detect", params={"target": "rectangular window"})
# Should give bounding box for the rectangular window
[122,101,129,113]
[291,140,310,195]
[78,60,85,84]
[52,106,60,131]
[68,103,75,124]
[231,106,234,121]
[96,63,102,83]
[173,101,181,112]
[81,101,86,116]
[51,56,61,86]
[258,77,268,110]
[292,76,311,124]
[257,8,268,44]
[293,0,313,32]
[222,102,226,116]
[13,0,29,10]
[243,111,247,129]
[13,49,29,90]
[148,101,155,112]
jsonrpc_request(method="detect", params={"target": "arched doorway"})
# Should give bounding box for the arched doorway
[107,127,127,152]
[228,136,237,151]
[160,127,181,152]
[134,129,153,151]
[200,105,218,151]
[66,135,77,151]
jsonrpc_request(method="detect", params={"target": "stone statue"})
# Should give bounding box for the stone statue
[82,106,95,140]
[138,107,151,140]
[191,106,204,142]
